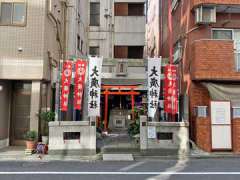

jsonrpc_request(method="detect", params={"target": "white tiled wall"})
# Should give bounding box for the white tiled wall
[0,0,61,80]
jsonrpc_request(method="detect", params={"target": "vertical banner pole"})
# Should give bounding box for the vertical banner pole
[55,59,63,121]
[104,93,108,131]
[131,93,135,120]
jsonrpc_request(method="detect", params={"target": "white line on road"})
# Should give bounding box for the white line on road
[120,161,145,171]
[0,172,239,175]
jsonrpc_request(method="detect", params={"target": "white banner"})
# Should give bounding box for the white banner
[148,57,161,118]
[88,56,103,117]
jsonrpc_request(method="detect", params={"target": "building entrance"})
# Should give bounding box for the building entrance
[98,85,147,153]
[100,85,140,132]
[10,82,31,146]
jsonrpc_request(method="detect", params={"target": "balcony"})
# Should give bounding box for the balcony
[191,39,240,81]
[114,16,145,46]
[191,0,240,11]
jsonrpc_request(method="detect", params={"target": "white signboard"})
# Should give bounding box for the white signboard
[211,101,232,149]
[148,57,161,118]
[148,126,156,139]
[88,56,103,117]
[211,101,231,125]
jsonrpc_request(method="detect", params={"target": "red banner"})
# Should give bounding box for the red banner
[164,65,178,114]
[74,60,87,110]
[61,60,73,111]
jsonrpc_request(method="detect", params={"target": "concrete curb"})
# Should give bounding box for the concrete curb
[0,154,102,162]
[0,152,240,162]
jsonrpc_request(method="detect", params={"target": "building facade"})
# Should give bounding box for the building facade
[145,0,161,57]
[0,0,88,148]
[88,0,146,131]
[160,0,240,152]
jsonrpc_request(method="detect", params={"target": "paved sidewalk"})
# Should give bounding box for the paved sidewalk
[0,147,101,162]
[1,146,240,162]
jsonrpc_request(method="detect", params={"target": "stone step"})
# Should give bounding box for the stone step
[103,153,134,161]
[102,147,140,154]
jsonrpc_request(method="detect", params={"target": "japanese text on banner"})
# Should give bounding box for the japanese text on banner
[148,57,161,118]
[88,57,103,117]
[74,60,87,110]
[61,60,73,111]
[164,65,178,114]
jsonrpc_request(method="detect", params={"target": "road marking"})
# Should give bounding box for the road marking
[0,172,239,175]
[120,161,145,171]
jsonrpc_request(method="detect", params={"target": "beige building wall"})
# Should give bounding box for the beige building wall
[88,0,146,58]
[0,0,65,145]
[0,0,46,80]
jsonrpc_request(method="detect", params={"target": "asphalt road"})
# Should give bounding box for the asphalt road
[0,158,240,180]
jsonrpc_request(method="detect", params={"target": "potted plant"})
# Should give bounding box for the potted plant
[24,130,37,150]
[39,111,55,144]
[128,107,146,143]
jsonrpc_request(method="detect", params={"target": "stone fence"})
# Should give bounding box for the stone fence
[48,119,96,155]
[140,116,189,156]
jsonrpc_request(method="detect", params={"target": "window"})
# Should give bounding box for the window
[0,2,26,25]
[90,2,100,26]
[128,46,143,58]
[233,107,240,118]
[194,106,208,118]
[115,3,144,16]
[128,4,144,16]
[212,29,232,40]
[89,46,99,56]
[114,46,143,59]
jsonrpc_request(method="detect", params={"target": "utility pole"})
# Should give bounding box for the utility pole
[168,0,175,121]
[168,0,173,65]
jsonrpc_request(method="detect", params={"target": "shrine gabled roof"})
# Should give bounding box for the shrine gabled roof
[102,78,147,90]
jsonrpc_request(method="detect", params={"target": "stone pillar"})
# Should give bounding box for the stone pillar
[140,115,148,150]
[30,81,41,133]
[178,123,190,155]
[89,117,97,154]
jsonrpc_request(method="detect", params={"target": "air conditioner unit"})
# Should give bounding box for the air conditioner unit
[116,61,128,76]
[195,6,216,24]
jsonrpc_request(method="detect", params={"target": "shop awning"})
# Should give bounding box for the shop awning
[203,83,240,106]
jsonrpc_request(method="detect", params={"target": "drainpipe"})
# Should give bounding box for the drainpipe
[168,0,173,65]
[47,9,64,122]
[159,0,163,57]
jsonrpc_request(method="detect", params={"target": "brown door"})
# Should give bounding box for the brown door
[11,82,31,145]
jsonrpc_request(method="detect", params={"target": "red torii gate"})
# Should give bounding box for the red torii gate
[101,85,140,131]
